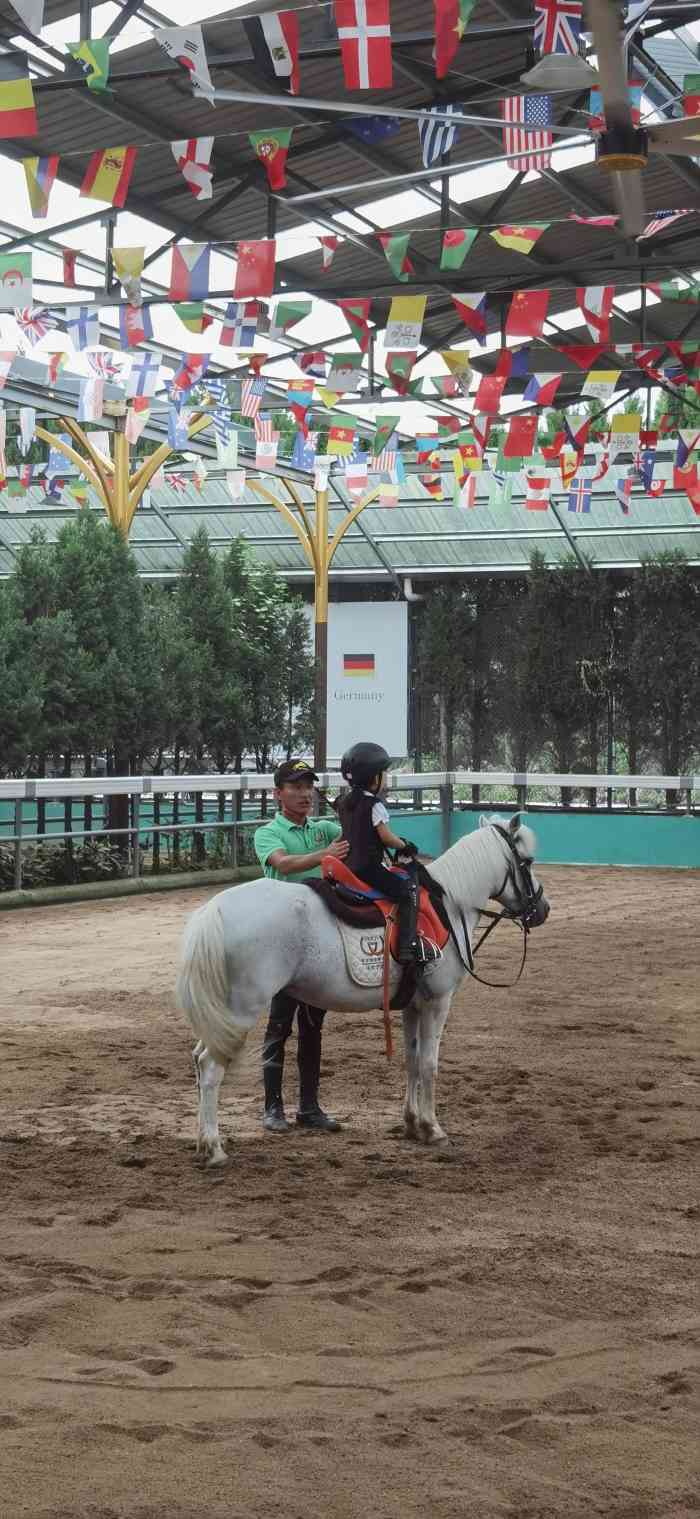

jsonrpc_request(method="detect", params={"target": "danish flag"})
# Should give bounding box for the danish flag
[534,0,583,56]
[335,0,392,90]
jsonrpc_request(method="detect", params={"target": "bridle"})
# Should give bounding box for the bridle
[458,824,545,989]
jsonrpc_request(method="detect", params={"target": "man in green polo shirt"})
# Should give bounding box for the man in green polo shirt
[254,759,349,1135]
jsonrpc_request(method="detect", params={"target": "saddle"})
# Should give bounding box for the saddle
[318,856,450,963]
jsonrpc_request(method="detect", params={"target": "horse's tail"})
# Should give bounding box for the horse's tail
[176,896,247,1064]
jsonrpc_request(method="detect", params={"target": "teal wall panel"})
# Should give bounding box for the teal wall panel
[447,808,700,869]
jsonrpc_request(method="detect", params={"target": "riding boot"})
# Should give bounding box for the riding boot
[397,882,419,963]
[296,1006,341,1131]
[262,1019,291,1133]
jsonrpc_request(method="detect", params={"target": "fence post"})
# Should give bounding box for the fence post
[13,798,23,891]
[131,793,141,878]
[439,778,453,853]
[230,788,242,868]
[515,775,528,813]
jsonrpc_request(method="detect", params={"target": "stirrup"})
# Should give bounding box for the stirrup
[414,936,442,965]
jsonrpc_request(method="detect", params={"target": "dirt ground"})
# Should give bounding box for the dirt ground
[0,864,698,1519]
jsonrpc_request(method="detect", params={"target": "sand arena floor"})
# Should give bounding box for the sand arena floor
[0,864,698,1519]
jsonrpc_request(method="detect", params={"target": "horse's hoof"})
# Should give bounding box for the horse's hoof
[201,1144,227,1167]
[421,1124,448,1146]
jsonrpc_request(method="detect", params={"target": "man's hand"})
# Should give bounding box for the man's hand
[325,839,350,859]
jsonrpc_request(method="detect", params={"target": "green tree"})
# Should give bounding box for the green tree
[630,552,700,800]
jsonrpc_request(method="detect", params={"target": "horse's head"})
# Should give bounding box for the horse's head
[479,813,550,928]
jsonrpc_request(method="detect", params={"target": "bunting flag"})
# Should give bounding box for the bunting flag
[564,414,590,453]
[432,374,460,398]
[216,422,238,470]
[287,377,315,431]
[0,54,38,137]
[683,72,700,115]
[225,468,245,499]
[241,376,265,418]
[638,209,691,240]
[495,346,531,381]
[523,371,563,406]
[292,429,318,469]
[434,0,478,79]
[378,479,399,506]
[327,416,356,457]
[118,304,153,348]
[610,411,641,460]
[87,348,127,381]
[337,297,372,352]
[440,227,478,270]
[490,223,550,255]
[171,137,214,200]
[78,376,104,422]
[22,155,59,218]
[534,0,583,55]
[473,372,506,413]
[67,39,111,92]
[320,236,338,269]
[615,473,633,515]
[525,473,550,511]
[112,246,145,305]
[221,300,258,348]
[506,288,550,339]
[249,128,293,191]
[582,368,620,403]
[454,472,477,509]
[441,349,472,389]
[63,249,76,287]
[346,113,401,143]
[345,453,368,498]
[154,25,214,100]
[335,0,393,90]
[501,94,553,171]
[65,305,99,349]
[125,396,150,444]
[373,438,398,474]
[588,78,641,131]
[576,284,615,343]
[384,294,427,350]
[15,306,59,346]
[372,415,400,455]
[567,477,591,514]
[377,233,414,281]
[126,351,161,398]
[80,146,137,207]
[569,212,619,228]
[590,446,610,481]
[419,103,463,167]
[19,406,34,454]
[385,351,416,394]
[634,446,656,493]
[45,350,67,386]
[504,414,538,458]
[242,11,300,95]
[168,405,191,448]
[450,291,487,342]
[234,239,276,298]
[326,351,364,392]
[174,302,212,335]
[268,297,312,339]
[170,352,209,397]
[256,431,280,471]
[556,342,606,369]
[0,252,31,312]
[169,243,211,303]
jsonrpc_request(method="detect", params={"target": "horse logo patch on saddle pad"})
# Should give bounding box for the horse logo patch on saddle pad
[335,919,401,989]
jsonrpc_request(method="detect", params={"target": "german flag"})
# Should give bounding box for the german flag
[343,653,375,678]
[0,56,38,139]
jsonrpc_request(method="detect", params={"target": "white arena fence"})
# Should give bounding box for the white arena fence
[0,770,698,891]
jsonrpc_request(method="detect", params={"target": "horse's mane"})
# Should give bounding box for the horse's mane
[429,818,536,905]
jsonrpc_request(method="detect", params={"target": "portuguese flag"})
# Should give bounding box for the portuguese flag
[683,73,700,116]
[0,57,38,138]
[343,653,375,677]
[440,227,479,270]
[249,128,293,190]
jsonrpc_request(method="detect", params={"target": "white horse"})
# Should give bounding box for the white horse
[177,815,550,1164]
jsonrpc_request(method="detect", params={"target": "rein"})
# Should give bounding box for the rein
[453,824,543,990]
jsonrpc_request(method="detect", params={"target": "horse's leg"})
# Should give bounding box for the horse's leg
[416,994,452,1144]
[196,1046,231,1167]
[401,1001,421,1138]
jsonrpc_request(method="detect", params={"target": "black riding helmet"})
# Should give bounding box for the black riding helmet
[341,741,392,790]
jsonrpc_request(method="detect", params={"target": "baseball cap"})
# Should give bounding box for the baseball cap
[274,759,319,787]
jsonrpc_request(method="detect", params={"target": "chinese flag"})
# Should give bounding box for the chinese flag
[505,289,550,339]
[504,414,538,458]
[473,372,506,414]
[234,239,276,298]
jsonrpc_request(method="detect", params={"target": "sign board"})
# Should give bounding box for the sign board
[326,601,408,761]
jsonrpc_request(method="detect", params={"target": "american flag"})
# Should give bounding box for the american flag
[502,94,553,171]
[371,447,397,474]
[638,209,691,240]
[534,0,582,56]
[241,376,265,419]
[254,411,274,442]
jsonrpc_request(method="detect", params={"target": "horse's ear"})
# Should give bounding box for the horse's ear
[478,814,490,829]
[509,812,521,834]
